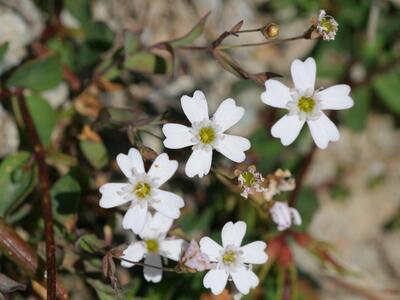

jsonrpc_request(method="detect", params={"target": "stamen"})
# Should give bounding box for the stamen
[145,239,159,253]
[199,127,216,144]
[222,250,237,264]
[134,182,151,199]
[297,96,316,113]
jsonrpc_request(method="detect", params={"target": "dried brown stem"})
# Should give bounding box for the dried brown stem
[16,90,57,300]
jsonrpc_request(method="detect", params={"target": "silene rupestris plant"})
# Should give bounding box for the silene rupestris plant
[3,1,398,299]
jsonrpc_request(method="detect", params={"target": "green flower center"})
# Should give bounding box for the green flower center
[297,96,316,113]
[222,250,237,264]
[241,171,255,187]
[199,127,216,144]
[320,18,334,33]
[145,239,159,253]
[134,182,151,199]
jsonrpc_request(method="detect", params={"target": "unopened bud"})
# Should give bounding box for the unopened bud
[262,23,279,39]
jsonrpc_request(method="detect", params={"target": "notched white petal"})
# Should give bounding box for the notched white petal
[261,79,292,109]
[291,57,316,91]
[162,123,195,149]
[212,98,245,132]
[181,90,209,124]
[271,114,305,146]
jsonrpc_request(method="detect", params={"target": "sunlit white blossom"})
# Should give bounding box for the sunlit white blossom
[200,221,268,295]
[316,10,338,41]
[162,90,251,178]
[261,57,354,149]
[99,148,184,234]
[270,201,301,231]
[121,213,185,282]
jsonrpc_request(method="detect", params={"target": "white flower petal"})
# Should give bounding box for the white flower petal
[212,98,244,132]
[121,242,146,268]
[270,202,292,231]
[199,237,223,262]
[239,241,268,264]
[215,134,250,163]
[185,148,212,178]
[181,90,209,123]
[152,189,184,219]
[99,183,131,208]
[317,84,354,110]
[116,148,144,178]
[291,57,316,91]
[290,208,302,226]
[271,114,305,146]
[261,79,292,109]
[122,203,148,234]
[162,123,195,149]
[143,254,163,283]
[307,118,330,149]
[221,221,246,247]
[230,267,259,295]
[319,113,340,141]
[203,269,229,295]
[139,212,173,240]
[148,153,178,187]
[159,239,185,261]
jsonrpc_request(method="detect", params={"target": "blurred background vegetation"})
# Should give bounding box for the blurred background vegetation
[0,0,400,299]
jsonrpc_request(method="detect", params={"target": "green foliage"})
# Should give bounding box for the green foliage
[79,140,109,169]
[342,86,371,131]
[0,152,36,218]
[6,56,63,91]
[124,51,168,74]
[25,95,57,146]
[0,42,9,62]
[295,188,319,230]
[373,69,400,114]
[51,174,81,223]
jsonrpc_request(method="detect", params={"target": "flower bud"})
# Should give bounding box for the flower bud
[262,23,279,39]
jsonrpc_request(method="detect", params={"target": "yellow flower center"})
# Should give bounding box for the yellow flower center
[297,96,316,113]
[134,182,151,199]
[241,171,255,187]
[222,250,237,264]
[199,127,216,144]
[145,239,159,253]
[320,18,334,33]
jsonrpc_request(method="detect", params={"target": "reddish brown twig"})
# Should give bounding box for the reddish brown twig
[16,89,57,300]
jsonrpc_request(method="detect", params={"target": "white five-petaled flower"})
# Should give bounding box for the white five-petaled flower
[269,201,302,231]
[99,148,184,234]
[162,90,251,178]
[316,10,338,41]
[261,57,354,149]
[199,221,268,295]
[121,212,185,283]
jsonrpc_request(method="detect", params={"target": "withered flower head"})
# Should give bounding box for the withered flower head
[316,10,338,41]
[237,165,266,199]
[263,169,295,201]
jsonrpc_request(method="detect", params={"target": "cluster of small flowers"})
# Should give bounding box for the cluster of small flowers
[99,45,353,294]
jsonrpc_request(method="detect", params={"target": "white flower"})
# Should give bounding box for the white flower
[316,10,338,41]
[99,148,184,234]
[269,202,301,231]
[162,90,251,178]
[200,221,268,295]
[121,212,185,283]
[181,240,212,272]
[261,57,354,149]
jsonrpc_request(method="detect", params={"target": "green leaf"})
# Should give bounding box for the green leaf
[51,174,81,222]
[79,140,108,169]
[124,31,139,56]
[295,187,319,230]
[64,0,90,25]
[169,11,210,47]
[0,42,9,62]
[373,69,400,114]
[342,86,371,131]
[6,55,63,91]
[0,152,36,217]
[26,95,57,146]
[77,234,106,254]
[124,51,167,74]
